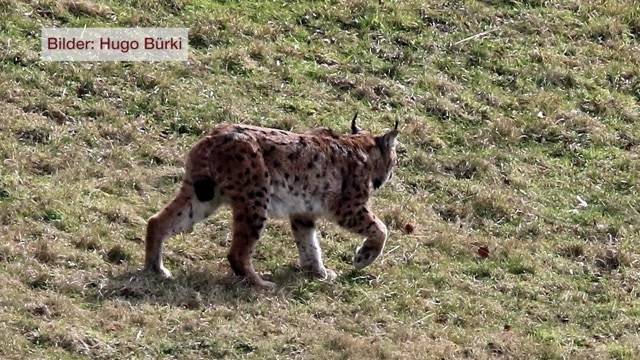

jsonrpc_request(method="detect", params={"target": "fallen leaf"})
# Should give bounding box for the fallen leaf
[404,223,415,234]
[477,245,490,258]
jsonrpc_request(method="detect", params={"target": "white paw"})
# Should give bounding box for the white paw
[300,264,337,281]
[322,268,338,282]
[255,279,276,289]
[145,264,172,279]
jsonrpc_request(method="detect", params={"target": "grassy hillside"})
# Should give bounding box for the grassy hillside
[1,0,639,358]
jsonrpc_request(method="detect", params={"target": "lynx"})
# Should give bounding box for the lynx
[144,114,399,288]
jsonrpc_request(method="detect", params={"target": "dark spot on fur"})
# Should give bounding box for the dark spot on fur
[293,217,314,228]
[263,146,276,157]
[231,195,246,202]
[341,177,348,193]
[294,175,300,182]
[373,178,382,189]
[177,211,182,216]
[307,162,313,169]
[273,160,281,168]
[194,177,216,202]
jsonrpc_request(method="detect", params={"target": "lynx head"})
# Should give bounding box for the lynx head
[350,113,399,190]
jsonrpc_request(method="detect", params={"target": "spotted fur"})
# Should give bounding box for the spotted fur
[144,118,399,288]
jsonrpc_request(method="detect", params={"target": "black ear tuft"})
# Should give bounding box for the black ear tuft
[394,119,399,131]
[351,112,360,134]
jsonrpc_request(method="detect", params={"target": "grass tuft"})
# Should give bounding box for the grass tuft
[105,245,131,264]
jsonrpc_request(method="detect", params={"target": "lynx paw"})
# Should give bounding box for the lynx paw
[144,264,172,279]
[354,245,381,269]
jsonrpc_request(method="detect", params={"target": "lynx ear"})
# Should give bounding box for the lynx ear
[351,112,361,134]
[376,121,399,151]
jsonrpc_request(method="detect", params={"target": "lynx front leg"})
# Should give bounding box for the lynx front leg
[290,216,336,281]
[336,207,388,269]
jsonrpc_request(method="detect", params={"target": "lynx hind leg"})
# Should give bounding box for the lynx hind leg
[336,207,388,269]
[290,216,336,281]
[227,200,275,289]
[144,181,220,278]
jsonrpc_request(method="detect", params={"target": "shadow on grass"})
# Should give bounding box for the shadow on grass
[83,263,371,308]
[83,267,252,308]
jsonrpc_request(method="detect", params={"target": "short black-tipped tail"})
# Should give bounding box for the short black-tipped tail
[193,177,216,202]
